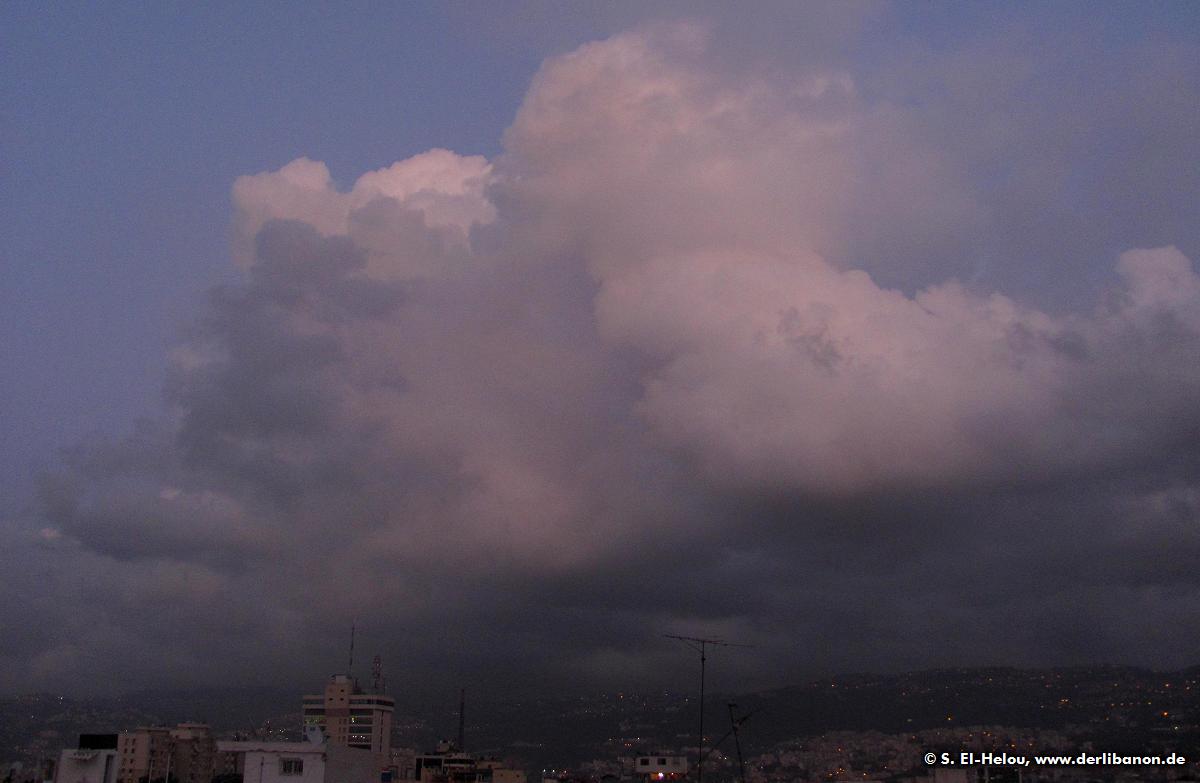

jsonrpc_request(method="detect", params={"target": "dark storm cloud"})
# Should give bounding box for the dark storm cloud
[5,19,1200,696]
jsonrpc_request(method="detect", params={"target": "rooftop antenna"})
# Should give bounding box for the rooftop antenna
[728,703,747,783]
[372,654,382,694]
[457,688,466,751]
[696,705,760,782]
[665,635,753,783]
[348,620,356,680]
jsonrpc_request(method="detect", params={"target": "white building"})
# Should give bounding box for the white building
[55,736,119,783]
[217,741,378,783]
[631,755,686,783]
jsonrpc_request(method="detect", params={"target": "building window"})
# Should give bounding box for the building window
[279,759,304,776]
[639,760,649,767]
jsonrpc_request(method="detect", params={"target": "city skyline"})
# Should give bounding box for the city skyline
[3,3,1200,698]
[6,664,1198,782]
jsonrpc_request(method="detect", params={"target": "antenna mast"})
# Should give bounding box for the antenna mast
[348,620,356,679]
[728,703,746,783]
[457,688,466,751]
[372,654,382,693]
[664,635,753,783]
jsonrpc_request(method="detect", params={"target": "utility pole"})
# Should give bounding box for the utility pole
[664,635,752,783]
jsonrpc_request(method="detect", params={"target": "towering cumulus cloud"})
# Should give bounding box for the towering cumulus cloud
[12,23,1200,694]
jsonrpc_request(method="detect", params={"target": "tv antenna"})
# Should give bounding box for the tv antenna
[727,703,753,783]
[664,635,753,783]
[457,688,466,751]
[695,704,760,783]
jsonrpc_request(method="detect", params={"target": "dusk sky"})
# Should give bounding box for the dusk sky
[3,2,1200,699]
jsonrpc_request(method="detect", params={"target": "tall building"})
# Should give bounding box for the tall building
[117,728,170,783]
[167,725,216,783]
[115,725,215,783]
[302,675,394,761]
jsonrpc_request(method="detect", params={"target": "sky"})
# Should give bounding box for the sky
[2,2,1200,699]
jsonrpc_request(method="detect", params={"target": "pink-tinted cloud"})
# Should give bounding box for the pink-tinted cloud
[10,22,1200,696]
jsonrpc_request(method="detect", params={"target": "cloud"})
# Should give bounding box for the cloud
[8,20,1200,696]
[231,150,495,278]
[595,244,1200,493]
